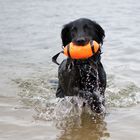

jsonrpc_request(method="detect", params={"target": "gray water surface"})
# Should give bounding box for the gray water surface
[0,0,140,140]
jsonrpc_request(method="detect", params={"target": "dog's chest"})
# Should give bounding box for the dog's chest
[79,64,99,92]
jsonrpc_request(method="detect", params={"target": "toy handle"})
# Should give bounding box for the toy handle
[52,51,63,65]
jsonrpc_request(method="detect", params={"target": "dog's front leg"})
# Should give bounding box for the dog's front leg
[56,83,65,98]
[78,90,105,113]
[56,59,80,97]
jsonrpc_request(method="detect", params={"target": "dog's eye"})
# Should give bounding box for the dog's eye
[84,24,89,32]
[71,27,77,32]
[71,27,77,37]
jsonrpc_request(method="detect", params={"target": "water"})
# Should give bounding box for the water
[0,0,140,139]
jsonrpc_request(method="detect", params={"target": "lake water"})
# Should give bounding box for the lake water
[0,0,140,140]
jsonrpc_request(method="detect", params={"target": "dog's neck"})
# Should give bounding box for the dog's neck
[73,53,101,66]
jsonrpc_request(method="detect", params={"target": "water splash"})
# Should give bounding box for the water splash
[53,97,83,120]
[14,76,86,121]
[13,73,140,121]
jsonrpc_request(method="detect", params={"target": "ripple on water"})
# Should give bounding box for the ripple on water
[106,74,140,107]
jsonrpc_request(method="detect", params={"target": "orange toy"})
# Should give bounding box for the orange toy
[63,40,100,59]
[52,40,100,65]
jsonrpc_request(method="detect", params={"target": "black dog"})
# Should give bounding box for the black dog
[54,18,106,113]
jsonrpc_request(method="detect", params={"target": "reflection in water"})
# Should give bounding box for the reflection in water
[56,112,110,140]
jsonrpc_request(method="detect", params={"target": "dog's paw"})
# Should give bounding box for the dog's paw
[90,102,105,114]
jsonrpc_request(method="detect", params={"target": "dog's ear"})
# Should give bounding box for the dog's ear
[92,21,105,45]
[61,24,72,46]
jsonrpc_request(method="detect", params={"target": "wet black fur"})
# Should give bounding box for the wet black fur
[56,18,106,113]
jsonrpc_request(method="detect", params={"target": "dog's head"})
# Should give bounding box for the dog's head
[61,18,105,47]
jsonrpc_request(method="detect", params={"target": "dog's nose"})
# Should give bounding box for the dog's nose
[76,38,87,46]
